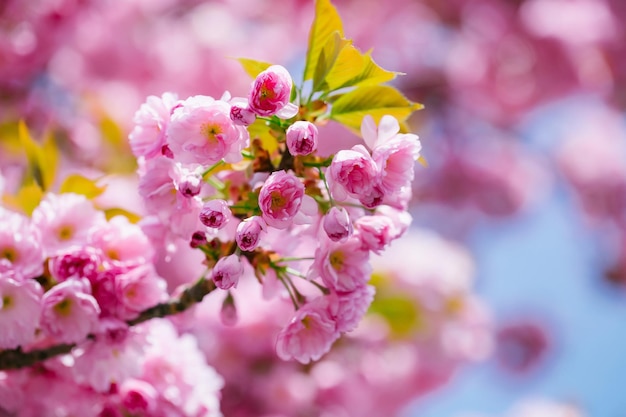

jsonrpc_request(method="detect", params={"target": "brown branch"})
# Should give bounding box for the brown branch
[0,278,217,371]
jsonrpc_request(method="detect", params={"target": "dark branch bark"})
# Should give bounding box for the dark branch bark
[0,278,217,371]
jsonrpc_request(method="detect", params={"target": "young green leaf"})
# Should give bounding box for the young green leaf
[18,121,58,191]
[329,85,423,132]
[59,174,107,199]
[313,31,350,92]
[331,51,399,90]
[235,57,274,79]
[303,0,343,81]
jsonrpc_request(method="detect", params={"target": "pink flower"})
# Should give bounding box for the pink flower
[167,95,249,165]
[0,276,43,349]
[322,206,353,242]
[119,379,158,415]
[220,293,238,326]
[361,115,421,197]
[32,192,106,257]
[328,285,375,333]
[229,101,256,126]
[72,319,144,392]
[129,92,179,160]
[115,265,167,320]
[354,215,395,254]
[258,170,305,229]
[309,237,371,292]
[328,145,382,206]
[275,298,340,364]
[0,209,44,280]
[48,246,102,282]
[211,254,243,290]
[286,121,318,156]
[199,199,231,229]
[236,215,266,251]
[89,216,155,270]
[248,65,298,118]
[40,278,100,344]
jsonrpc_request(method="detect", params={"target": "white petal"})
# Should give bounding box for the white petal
[360,115,377,150]
[276,103,299,119]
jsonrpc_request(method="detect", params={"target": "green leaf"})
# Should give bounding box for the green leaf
[331,51,399,90]
[235,57,273,79]
[313,31,350,91]
[59,174,107,199]
[319,38,365,93]
[104,208,142,224]
[303,0,343,81]
[18,120,57,191]
[3,181,43,216]
[329,85,424,132]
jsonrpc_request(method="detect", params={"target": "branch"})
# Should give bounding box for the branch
[0,278,217,371]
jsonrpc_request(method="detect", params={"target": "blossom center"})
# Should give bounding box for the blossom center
[201,123,223,143]
[57,224,74,241]
[0,247,18,263]
[270,191,286,210]
[54,298,73,317]
[1,295,13,310]
[329,250,345,271]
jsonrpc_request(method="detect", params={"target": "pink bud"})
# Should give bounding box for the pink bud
[236,216,265,251]
[323,206,352,241]
[248,65,293,117]
[286,121,318,156]
[212,254,243,290]
[199,200,231,229]
[190,231,207,248]
[178,173,202,197]
[220,292,238,326]
[230,102,256,126]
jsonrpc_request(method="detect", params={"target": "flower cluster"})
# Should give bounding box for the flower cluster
[130,62,422,363]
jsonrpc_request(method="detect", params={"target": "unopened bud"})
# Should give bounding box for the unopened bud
[212,254,243,290]
[236,216,266,251]
[286,121,318,156]
[190,231,207,248]
[178,174,202,197]
[230,102,256,126]
[323,206,352,241]
[199,200,231,229]
[220,292,238,326]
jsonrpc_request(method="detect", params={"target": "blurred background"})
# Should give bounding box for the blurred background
[1,0,626,416]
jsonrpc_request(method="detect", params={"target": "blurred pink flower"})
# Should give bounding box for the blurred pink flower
[40,278,100,344]
[48,246,102,282]
[129,92,179,160]
[115,264,168,321]
[0,276,42,349]
[89,215,155,270]
[32,192,106,257]
[0,209,44,280]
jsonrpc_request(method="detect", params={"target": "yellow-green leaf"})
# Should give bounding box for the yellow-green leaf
[3,182,44,216]
[40,130,58,192]
[235,57,273,79]
[246,118,279,154]
[313,31,350,91]
[334,51,399,90]
[330,85,424,133]
[303,0,343,81]
[18,121,57,191]
[59,174,107,199]
[418,155,428,167]
[104,208,142,224]
[322,41,365,92]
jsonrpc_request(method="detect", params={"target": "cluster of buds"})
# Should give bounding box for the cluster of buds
[130,63,422,363]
